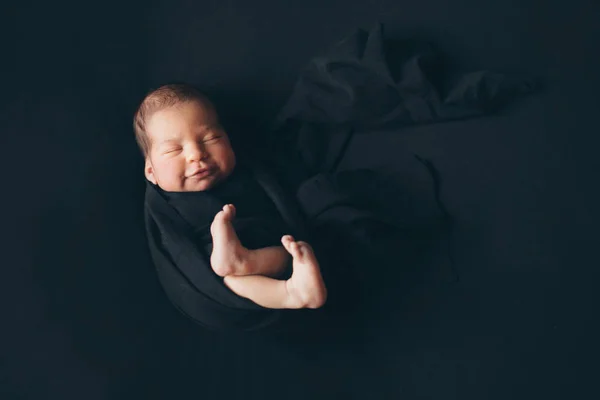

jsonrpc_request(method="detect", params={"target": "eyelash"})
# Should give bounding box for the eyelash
[203,135,221,143]
[162,136,221,154]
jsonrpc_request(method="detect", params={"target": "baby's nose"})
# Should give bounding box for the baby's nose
[187,145,207,162]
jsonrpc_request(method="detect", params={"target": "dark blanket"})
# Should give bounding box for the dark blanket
[269,23,535,180]
[145,162,312,332]
[144,23,535,333]
[162,164,293,254]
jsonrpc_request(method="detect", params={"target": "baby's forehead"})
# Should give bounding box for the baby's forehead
[158,99,217,122]
[188,99,219,121]
[148,101,219,138]
[188,97,217,114]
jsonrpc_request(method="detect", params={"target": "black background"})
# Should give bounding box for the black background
[2,0,599,399]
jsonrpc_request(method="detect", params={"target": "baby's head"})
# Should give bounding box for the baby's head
[134,83,236,192]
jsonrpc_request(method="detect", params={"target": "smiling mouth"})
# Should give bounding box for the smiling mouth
[187,168,212,179]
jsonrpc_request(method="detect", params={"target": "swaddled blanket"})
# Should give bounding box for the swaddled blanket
[145,162,310,331]
[162,164,291,253]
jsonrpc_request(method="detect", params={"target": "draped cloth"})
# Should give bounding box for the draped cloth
[144,23,535,332]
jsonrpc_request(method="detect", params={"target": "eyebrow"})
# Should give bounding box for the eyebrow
[158,139,180,145]
[156,124,220,144]
[197,123,218,132]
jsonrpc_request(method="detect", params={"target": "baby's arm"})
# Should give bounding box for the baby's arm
[223,236,327,309]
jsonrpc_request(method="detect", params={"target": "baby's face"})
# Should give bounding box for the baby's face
[144,100,236,192]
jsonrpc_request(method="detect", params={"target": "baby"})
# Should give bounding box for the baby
[134,83,327,310]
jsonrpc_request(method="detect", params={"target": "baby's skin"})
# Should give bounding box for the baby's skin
[210,204,327,309]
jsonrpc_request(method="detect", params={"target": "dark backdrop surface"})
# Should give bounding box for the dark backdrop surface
[2,0,599,399]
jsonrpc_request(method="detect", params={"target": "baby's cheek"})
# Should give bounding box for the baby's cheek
[223,148,236,171]
[162,160,183,180]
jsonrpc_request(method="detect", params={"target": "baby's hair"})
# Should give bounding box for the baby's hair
[133,83,215,158]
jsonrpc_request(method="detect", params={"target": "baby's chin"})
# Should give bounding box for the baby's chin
[187,181,215,191]
[152,176,213,192]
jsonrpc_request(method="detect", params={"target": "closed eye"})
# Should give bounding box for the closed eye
[163,148,182,154]
[203,135,222,143]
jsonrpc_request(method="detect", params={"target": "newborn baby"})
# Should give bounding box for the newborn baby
[134,83,327,309]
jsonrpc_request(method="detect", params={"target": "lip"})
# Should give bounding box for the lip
[187,168,212,179]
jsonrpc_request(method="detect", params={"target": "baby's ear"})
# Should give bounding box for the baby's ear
[144,158,157,184]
